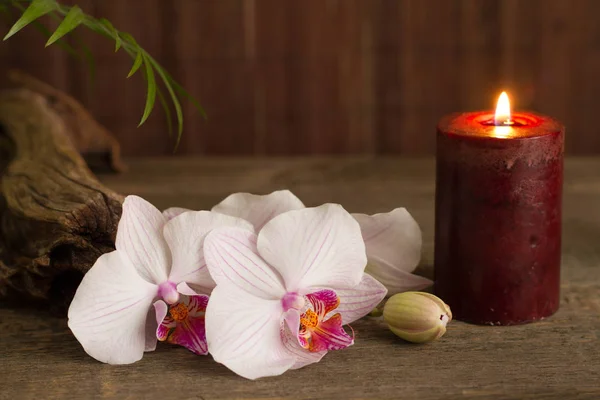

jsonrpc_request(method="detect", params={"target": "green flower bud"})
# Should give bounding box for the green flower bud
[383,291,452,344]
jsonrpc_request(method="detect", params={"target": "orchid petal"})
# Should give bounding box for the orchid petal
[68,251,157,364]
[156,313,174,342]
[187,294,209,314]
[144,311,158,352]
[163,211,254,288]
[281,328,326,369]
[367,257,432,294]
[306,289,340,318]
[116,196,171,284]
[353,208,432,295]
[212,190,305,231]
[163,207,190,220]
[153,300,169,325]
[177,281,203,296]
[157,295,209,356]
[204,227,286,299]
[297,289,353,352]
[206,284,295,380]
[297,331,309,349]
[335,273,388,324]
[305,313,354,352]
[257,204,367,291]
[283,309,300,338]
[145,300,168,351]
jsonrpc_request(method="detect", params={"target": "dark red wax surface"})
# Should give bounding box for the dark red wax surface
[434,111,564,325]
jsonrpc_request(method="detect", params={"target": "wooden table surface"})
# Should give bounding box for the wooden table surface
[1,157,599,400]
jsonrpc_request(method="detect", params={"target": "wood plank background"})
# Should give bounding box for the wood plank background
[1,0,599,156]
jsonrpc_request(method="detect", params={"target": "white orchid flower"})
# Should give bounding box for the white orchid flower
[165,190,432,295]
[67,195,252,364]
[203,204,388,379]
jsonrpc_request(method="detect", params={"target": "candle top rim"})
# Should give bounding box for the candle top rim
[438,111,564,140]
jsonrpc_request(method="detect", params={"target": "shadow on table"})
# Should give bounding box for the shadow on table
[0,301,234,376]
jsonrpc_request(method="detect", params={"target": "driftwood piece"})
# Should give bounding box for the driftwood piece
[6,70,126,173]
[0,83,123,311]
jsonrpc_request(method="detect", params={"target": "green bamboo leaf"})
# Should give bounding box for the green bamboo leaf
[157,88,173,138]
[172,81,207,119]
[40,5,96,70]
[127,51,143,78]
[139,53,156,126]
[32,20,79,57]
[159,68,207,119]
[98,18,121,51]
[45,5,83,46]
[119,31,138,46]
[4,0,56,40]
[8,2,81,59]
[146,56,184,144]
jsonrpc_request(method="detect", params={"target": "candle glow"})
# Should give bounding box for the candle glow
[494,92,512,137]
[495,92,511,125]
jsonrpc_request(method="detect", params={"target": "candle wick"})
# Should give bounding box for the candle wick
[494,117,513,126]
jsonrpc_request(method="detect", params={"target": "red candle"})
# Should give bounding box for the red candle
[434,92,564,325]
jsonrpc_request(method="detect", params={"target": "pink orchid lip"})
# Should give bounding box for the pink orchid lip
[158,281,179,305]
[281,292,305,312]
[157,295,209,356]
[298,289,354,353]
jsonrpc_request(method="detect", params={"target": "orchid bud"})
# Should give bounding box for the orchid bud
[383,291,452,344]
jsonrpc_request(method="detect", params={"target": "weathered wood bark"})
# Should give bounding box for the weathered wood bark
[0,84,123,311]
[6,70,126,173]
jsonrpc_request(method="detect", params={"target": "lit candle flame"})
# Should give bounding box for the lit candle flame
[495,92,511,125]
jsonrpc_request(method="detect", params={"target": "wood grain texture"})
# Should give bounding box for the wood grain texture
[0,84,123,310]
[1,157,599,399]
[2,0,600,156]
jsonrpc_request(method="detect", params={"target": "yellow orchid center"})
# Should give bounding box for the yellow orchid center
[300,308,319,329]
[169,303,189,322]
[295,290,354,353]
